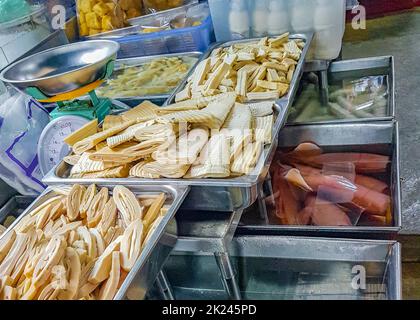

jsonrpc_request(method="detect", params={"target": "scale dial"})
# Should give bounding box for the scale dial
[38,115,89,176]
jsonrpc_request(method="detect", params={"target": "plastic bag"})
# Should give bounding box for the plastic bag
[267,142,392,227]
[0,89,50,195]
[0,0,31,24]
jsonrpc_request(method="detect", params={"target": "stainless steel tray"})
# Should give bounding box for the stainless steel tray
[174,209,244,253]
[238,121,402,238]
[160,236,401,300]
[44,102,283,212]
[165,33,313,110]
[289,56,395,125]
[97,52,203,107]
[43,33,313,212]
[0,196,36,225]
[0,184,189,300]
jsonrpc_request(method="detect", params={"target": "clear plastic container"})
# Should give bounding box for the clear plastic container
[207,0,231,41]
[114,15,214,58]
[311,0,345,60]
[143,0,191,13]
[267,0,289,36]
[290,0,314,33]
[76,0,143,37]
[228,0,250,40]
[208,0,345,60]
[0,4,51,69]
[251,0,268,37]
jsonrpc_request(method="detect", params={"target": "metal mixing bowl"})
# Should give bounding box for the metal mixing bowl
[0,40,120,97]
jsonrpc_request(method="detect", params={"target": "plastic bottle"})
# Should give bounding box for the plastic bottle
[313,0,344,60]
[290,0,314,33]
[208,0,232,42]
[252,0,268,37]
[341,0,346,36]
[267,0,289,36]
[229,0,250,40]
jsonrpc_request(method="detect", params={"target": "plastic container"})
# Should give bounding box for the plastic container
[267,0,289,36]
[0,4,51,70]
[208,0,345,60]
[251,0,268,37]
[115,15,214,58]
[229,0,250,39]
[290,0,313,33]
[126,1,203,31]
[143,0,195,14]
[311,0,345,60]
[207,0,230,41]
[76,0,142,37]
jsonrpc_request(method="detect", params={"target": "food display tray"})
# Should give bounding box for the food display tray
[0,196,36,225]
[45,102,281,212]
[238,121,402,238]
[165,33,313,111]
[98,51,203,107]
[0,185,189,300]
[328,56,395,122]
[289,56,395,125]
[160,236,401,300]
[43,33,313,212]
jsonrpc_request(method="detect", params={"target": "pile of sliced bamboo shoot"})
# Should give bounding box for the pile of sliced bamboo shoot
[174,32,303,103]
[0,184,167,300]
[64,97,274,179]
[62,34,303,180]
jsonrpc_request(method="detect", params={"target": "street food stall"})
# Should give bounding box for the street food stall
[0,0,408,300]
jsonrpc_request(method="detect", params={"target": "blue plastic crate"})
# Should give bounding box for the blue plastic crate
[116,16,215,58]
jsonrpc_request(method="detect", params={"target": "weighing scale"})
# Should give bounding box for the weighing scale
[0,40,126,176]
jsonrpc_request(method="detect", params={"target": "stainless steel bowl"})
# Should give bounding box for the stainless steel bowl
[0,40,120,96]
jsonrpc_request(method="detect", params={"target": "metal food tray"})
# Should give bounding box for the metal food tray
[0,196,35,225]
[161,236,401,300]
[97,52,203,107]
[0,185,189,300]
[329,56,395,121]
[291,56,395,125]
[43,33,313,212]
[165,33,313,110]
[45,102,282,212]
[238,121,402,238]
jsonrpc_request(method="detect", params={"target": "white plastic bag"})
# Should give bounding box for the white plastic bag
[0,89,50,195]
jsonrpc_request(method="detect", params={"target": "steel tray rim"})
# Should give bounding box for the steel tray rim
[0,184,190,301]
[239,120,402,235]
[291,55,395,126]
[43,33,313,188]
[97,51,203,102]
